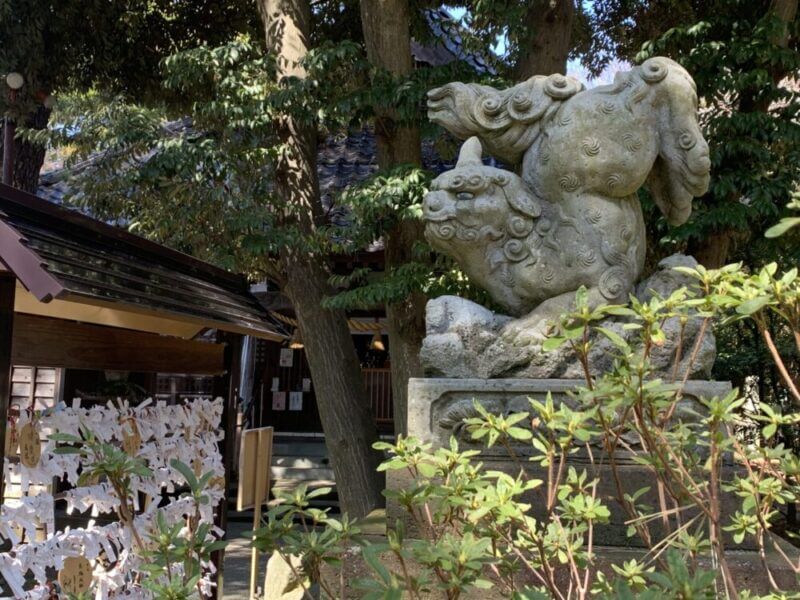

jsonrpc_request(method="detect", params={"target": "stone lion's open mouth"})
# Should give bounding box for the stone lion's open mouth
[423,210,455,223]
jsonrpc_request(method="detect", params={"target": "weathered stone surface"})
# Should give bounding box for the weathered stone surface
[263,551,307,600]
[407,377,728,450]
[421,254,716,379]
[396,377,754,549]
[422,58,711,355]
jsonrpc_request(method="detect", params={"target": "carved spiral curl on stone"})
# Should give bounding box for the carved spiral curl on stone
[581,137,601,156]
[640,58,669,83]
[503,239,529,262]
[559,174,581,192]
[507,215,534,238]
[450,175,465,190]
[578,248,597,267]
[558,112,572,127]
[509,89,550,122]
[458,227,479,242]
[544,74,581,99]
[599,266,630,301]
[541,264,556,283]
[599,100,616,114]
[511,92,532,111]
[480,94,503,116]
[493,173,511,187]
[606,173,623,192]
[583,208,602,225]
[540,148,551,164]
[622,133,642,153]
[431,222,456,240]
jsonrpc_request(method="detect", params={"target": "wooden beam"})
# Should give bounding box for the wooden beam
[211,332,243,600]
[0,274,14,499]
[11,313,225,374]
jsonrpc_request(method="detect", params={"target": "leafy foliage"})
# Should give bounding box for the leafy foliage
[251,238,800,596]
[51,428,225,599]
[0,0,258,117]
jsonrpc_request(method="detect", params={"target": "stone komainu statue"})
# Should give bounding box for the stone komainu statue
[423,57,711,347]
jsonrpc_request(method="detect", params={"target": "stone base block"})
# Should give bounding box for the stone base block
[393,377,759,549]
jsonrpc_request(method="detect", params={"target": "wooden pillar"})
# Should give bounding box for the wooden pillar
[0,275,14,500]
[210,331,243,600]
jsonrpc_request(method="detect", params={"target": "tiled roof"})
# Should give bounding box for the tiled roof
[38,126,455,228]
[412,8,495,74]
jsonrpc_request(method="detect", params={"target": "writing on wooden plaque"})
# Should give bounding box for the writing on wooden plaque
[58,556,93,594]
[120,417,141,456]
[18,423,41,468]
[4,421,16,457]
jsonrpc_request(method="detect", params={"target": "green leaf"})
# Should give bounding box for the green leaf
[542,336,566,352]
[595,326,628,349]
[765,217,800,238]
[171,459,199,489]
[736,296,770,315]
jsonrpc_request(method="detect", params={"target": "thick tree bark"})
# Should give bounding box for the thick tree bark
[0,105,50,193]
[514,0,575,79]
[360,0,424,435]
[283,258,384,517]
[688,230,734,269]
[259,0,383,517]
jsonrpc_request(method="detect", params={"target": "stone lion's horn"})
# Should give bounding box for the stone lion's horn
[456,137,483,168]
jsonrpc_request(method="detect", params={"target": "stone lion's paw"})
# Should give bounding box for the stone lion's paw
[500,318,549,348]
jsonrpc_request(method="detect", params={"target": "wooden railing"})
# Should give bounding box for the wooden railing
[363,368,393,424]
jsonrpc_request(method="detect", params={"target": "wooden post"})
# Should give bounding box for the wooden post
[0,274,15,500]
[2,118,14,186]
[211,332,243,600]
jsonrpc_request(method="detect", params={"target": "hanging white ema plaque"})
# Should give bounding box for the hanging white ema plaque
[279,348,294,367]
[289,392,303,411]
[58,556,93,594]
[18,422,41,468]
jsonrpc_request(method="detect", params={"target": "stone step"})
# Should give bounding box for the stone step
[272,442,328,457]
[271,465,334,482]
[272,455,329,469]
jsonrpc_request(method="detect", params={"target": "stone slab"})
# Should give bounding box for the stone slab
[397,377,759,549]
[408,377,730,449]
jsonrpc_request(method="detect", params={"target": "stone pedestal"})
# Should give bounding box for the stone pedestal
[389,377,758,549]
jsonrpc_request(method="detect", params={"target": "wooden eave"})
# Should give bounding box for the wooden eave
[0,184,285,342]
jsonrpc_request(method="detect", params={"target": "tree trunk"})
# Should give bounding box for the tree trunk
[0,105,50,193]
[283,258,384,517]
[514,0,575,79]
[688,229,734,269]
[360,0,424,435]
[259,0,383,517]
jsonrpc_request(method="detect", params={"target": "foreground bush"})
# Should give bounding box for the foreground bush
[253,257,800,599]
